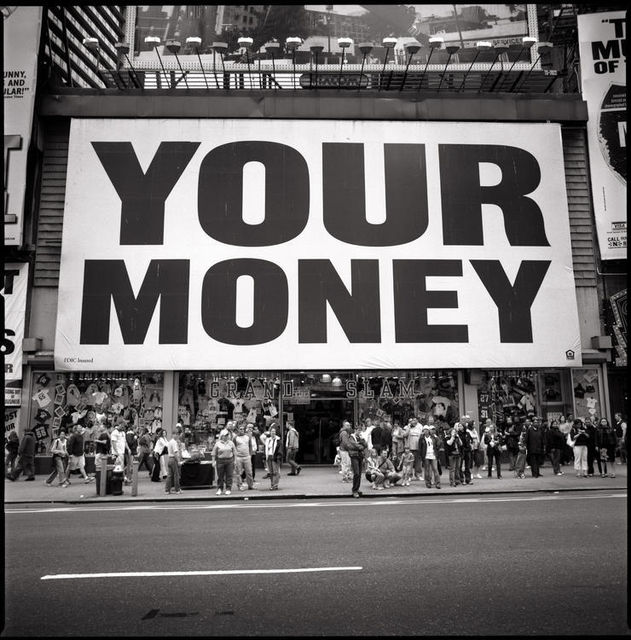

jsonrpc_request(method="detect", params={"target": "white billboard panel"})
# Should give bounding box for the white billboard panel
[55,118,581,370]
[578,11,627,260]
[3,6,42,246]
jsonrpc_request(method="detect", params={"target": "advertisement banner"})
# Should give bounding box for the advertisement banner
[55,118,581,370]
[3,262,29,383]
[2,6,42,246]
[577,11,627,260]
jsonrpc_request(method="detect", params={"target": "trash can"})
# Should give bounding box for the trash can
[95,467,113,495]
[110,464,124,496]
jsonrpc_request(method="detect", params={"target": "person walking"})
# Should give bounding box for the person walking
[124,424,138,484]
[165,431,183,494]
[264,424,283,491]
[285,422,302,476]
[7,427,36,482]
[67,425,93,483]
[45,431,70,487]
[233,423,255,490]
[525,418,545,478]
[5,431,20,478]
[212,429,237,495]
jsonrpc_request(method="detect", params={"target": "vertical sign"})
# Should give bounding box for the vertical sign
[3,6,42,246]
[577,11,627,260]
[3,262,29,392]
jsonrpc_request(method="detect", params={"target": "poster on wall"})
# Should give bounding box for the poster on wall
[129,5,537,68]
[3,263,29,401]
[2,6,42,246]
[55,118,582,371]
[577,11,626,260]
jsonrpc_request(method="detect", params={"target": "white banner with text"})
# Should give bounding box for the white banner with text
[55,119,581,370]
[578,10,627,260]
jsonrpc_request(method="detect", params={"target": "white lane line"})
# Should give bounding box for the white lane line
[41,566,363,581]
[6,492,626,515]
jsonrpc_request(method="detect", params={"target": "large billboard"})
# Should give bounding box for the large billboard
[55,118,581,370]
[577,11,626,260]
[3,6,42,246]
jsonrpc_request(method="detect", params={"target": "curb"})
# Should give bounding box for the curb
[4,485,625,506]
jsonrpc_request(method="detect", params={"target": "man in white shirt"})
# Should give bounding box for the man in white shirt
[165,432,182,494]
[110,419,129,469]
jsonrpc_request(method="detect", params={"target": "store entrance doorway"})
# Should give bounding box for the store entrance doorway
[287,399,354,464]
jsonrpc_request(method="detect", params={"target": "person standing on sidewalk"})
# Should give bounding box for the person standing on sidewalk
[233,423,255,491]
[458,419,474,485]
[482,423,504,479]
[407,418,423,481]
[338,421,353,483]
[445,424,463,486]
[584,417,601,478]
[136,427,154,476]
[596,418,617,478]
[614,413,627,464]
[545,419,565,476]
[165,431,183,495]
[420,426,441,489]
[285,422,302,476]
[525,418,545,478]
[212,429,237,495]
[568,419,589,477]
[345,423,367,498]
[264,424,283,491]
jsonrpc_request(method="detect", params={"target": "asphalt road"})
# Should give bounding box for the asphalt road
[3,490,628,636]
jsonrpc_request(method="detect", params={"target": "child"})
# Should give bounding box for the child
[399,446,415,486]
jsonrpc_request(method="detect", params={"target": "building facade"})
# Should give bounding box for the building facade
[3,4,627,470]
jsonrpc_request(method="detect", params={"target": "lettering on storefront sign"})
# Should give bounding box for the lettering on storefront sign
[79,141,551,347]
[298,73,369,89]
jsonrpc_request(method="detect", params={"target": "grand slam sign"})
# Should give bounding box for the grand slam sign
[55,119,581,370]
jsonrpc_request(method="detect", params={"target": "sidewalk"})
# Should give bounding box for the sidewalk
[3,461,627,504]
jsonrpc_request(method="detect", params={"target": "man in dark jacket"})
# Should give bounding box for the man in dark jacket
[370,422,385,455]
[545,420,565,475]
[584,418,600,477]
[341,423,366,498]
[8,428,36,481]
[525,418,545,478]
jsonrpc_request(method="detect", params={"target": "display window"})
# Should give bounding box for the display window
[356,370,459,427]
[29,371,164,454]
[571,367,604,422]
[474,369,574,426]
[177,372,281,437]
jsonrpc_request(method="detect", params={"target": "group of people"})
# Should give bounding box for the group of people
[334,412,628,497]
